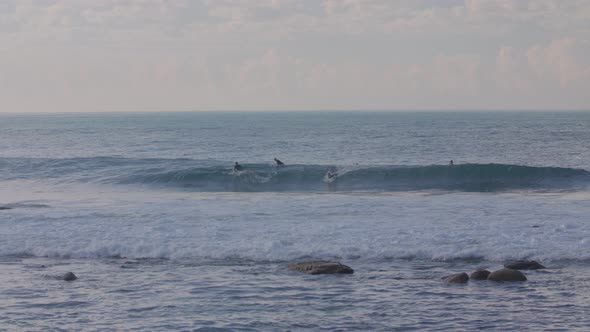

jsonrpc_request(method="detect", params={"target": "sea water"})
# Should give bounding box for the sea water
[0,111,589,331]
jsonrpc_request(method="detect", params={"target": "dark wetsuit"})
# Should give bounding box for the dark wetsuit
[234,163,243,171]
[274,158,285,166]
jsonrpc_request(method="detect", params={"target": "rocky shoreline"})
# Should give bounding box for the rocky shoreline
[439,260,544,283]
[286,259,545,284]
[44,259,548,285]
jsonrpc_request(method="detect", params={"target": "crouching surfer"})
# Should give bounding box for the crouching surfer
[274,158,285,166]
[327,171,338,179]
[233,162,243,171]
[325,168,338,192]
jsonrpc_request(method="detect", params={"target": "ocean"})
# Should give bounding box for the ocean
[1,111,589,331]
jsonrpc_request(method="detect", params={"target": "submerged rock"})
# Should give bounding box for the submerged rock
[442,272,469,283]
[488,268,527,282]
[62,272,77,281]
[504,260,545,270]
[470,269,491,280]
[288,261,354,275]
[120,260,140,269]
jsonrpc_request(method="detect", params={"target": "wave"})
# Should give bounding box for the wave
[114,163,590,192]
[1,157,589,192]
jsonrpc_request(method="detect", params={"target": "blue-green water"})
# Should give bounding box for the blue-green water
[1,111,589,167]
[1,111,589,331]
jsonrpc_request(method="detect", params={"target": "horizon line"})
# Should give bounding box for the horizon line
[2,109,590,115]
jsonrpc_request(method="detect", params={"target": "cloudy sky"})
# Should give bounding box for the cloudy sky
[1,0,589,112]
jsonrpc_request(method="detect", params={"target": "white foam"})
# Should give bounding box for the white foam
[1,187,589,263]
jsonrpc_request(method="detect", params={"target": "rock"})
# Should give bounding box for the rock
[288,261,354,275]
[487,268,527,282]
[470,269,491,280]
[62,272,77,281]
[504,260,545,270]
[120,260,140,268]
[442,272,469,283]
[0,206,11,210]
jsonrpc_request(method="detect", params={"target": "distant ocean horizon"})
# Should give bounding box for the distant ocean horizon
[1,111,589,331]
[3,109,590,115]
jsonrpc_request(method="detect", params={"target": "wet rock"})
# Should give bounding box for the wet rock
[442,272,469,283]
[120,260,140,269]
[488,268,527,282]
[120,264,139,269]
[62,272,77,281]
[470,269,491,280]
[504,260,545,270]
[288,261,354,275]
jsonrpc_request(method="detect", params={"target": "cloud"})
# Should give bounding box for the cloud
[0,0,589,111]
[527,37,590,88]
[489,38,590,109]
[495,46,531,93]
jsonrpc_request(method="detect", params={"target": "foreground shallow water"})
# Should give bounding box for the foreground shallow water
[1,187,590,331]
[1,256,589,331]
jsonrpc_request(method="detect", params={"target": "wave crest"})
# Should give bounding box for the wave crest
[117,163,589,192]
[1,157,588,192]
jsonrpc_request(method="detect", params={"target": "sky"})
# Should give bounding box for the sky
[1,0,589,112]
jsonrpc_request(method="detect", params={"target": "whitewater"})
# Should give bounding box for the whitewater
[1,111,590,331]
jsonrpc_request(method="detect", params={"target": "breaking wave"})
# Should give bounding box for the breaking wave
[1,157,589,192]
[120,163,590,192]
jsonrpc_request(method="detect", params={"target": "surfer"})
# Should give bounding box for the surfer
[326,168,339,192]
[274,158,285,166]
[233,162,243,171]
[327,169,338,179]
[449,160,454,166]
